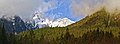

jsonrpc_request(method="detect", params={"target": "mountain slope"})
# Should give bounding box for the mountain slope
[15,8,120,44]
[0,15,36,33]
[0,16,27,33]
[68,8,120,29]
[1,8,120,44]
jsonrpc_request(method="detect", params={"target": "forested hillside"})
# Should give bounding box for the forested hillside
[1,8,120,44]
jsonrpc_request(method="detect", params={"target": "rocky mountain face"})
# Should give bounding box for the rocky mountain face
[0,15,28,33]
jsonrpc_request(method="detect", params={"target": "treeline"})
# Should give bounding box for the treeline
[1,8,120,44]
[16,27,120,44]
[1,23,120,44]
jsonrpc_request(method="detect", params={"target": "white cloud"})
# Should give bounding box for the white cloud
[0,0,43,18]
[71,0,120,16]
[0,0,60,19]
[36,0,65,20]
[105,0,120,13]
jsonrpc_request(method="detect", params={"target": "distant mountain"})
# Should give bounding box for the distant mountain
[51,18,75,27]
[32,13,75,28]
[0,15,34,33]
[0,12,75,33]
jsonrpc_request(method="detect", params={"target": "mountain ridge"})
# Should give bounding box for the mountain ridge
[0,13,75,33]
[68,8,117,29]
[32,12,75,28]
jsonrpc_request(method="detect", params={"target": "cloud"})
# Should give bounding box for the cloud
[0,0,66,21]
[37,0,57,14]
[0,0,43,19]
[35,0,65,20]
[71,0,120,16]
[105,0,120,13]
[0,0,58,19]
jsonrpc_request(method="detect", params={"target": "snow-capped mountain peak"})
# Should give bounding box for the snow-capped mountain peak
[0,13,75,33]
[32,14,75,28]
[32,13,41,20]
[52,18,75,27]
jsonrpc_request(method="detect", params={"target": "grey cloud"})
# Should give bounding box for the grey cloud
[0,0,67,20]
[71,0,120,16]
[0,0,43,19]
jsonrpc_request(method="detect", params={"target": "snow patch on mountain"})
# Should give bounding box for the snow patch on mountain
[32,13,75,28]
